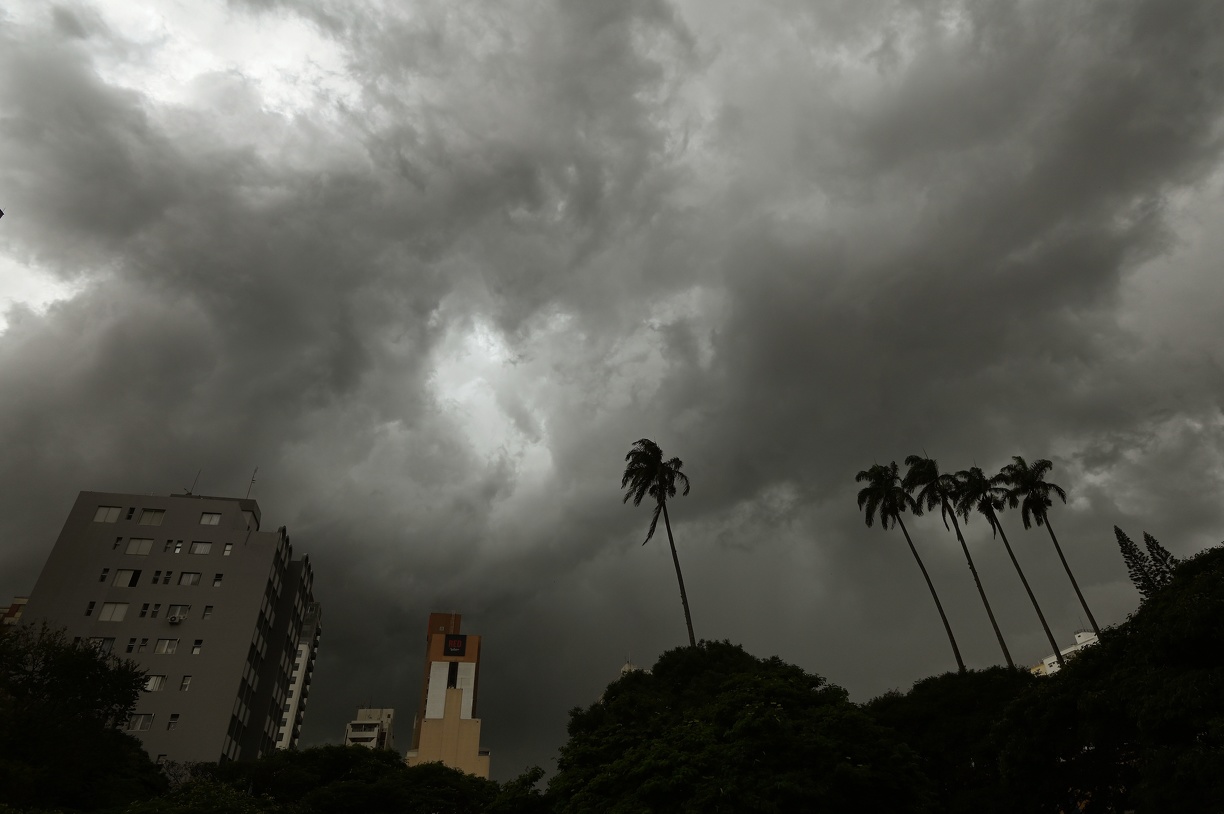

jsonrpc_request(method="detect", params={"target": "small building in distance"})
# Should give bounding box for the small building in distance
[405,612,490,778]
[1030,630,1099,676]
[1,596,27,629]
[344,708,396,751]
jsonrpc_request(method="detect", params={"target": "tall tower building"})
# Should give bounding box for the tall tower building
[405,612,489,778]
[21,491,319,763]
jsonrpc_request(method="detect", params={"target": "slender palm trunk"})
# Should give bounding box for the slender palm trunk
[943,499,1013,669]
[1043,516,1100,636]
[896,516,965,673]
[992,512,1064,668]
[661,503,696,647]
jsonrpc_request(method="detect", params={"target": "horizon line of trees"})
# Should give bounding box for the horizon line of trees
[855,455,1099,673]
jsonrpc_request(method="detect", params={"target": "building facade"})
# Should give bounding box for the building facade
[344,708,396,751]
[1030,630,1099,676]
[276,601,322,750]
[405,612,489,778]
[21,491,319,763]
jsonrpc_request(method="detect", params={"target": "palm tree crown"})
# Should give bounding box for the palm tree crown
[856,462,920,529]
[622,439,691,545]
[1000,456,1067,529]
[952,467,1009,535]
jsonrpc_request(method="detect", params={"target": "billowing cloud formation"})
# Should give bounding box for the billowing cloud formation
[2,0,1224,777]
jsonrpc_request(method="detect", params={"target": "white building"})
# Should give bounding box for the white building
[344,708,396,751]
[1031,630,1099,676]
[276,602,322,749]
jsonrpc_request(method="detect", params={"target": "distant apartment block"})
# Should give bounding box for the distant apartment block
[1,596,27,629]
[344,708,396,751]
[21,491,319,763]
[276,601,322,749]
[1031,630,1099,676]
[405,612,490,778]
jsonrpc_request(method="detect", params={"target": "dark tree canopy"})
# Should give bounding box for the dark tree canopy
[867,668,1035,814]
[549,641,931,813]
[0,624,166,811]
[997,544,1224,812]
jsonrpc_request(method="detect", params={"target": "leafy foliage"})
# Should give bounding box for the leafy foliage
[549,641,932,813]
[856,461,920,529]
[997,456,1066,529]
[1114,526,1160,599]
[620,438,690,546]
[997,544,1224,812]
[0,625,166,811]
[867,667,1035,814]
[1143,532,1179,585]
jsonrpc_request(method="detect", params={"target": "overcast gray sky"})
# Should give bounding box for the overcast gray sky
[3,0,1224,780]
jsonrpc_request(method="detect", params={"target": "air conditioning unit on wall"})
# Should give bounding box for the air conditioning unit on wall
[168,616,182,624]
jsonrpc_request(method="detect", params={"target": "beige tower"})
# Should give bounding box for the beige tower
[404,612,490,778]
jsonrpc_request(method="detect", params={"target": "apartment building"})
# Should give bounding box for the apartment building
[21,490,319,763]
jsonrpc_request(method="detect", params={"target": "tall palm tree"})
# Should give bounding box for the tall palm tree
[955,466,1065,668]
[857,462,965,673]
[904,455,1014,668]
[1000,456,1100,636]
[622,438,696,647]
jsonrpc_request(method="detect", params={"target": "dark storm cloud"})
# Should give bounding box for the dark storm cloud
[3,0,1224,778]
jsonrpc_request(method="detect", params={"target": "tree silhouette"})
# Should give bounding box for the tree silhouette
[999,456,1100,636]
[904,455,1013,668]
[857,461,965,672]
[622,439,696,647]
[1143,532,1179,585]
[955,466,1064,669]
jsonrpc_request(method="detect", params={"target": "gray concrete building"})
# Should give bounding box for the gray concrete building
[275,600,322,749]
[344,707,396,751]
[21,490,319,764]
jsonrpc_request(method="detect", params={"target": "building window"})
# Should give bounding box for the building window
[213,574,223,587]
[145,675,166,692]
[112,569,141,587]
[223,543,233,556]
[126,714,154,731]
[94,506,121,523]
[154,639,178,655]
[98,568,110,583]
[168,604,191,619]
[138,638,149,653]
[150,603,161,619]
[191,640,203,655]
[125,507,136,520]
[126,538,153,555]
[139,604,149,618]
[162,571,174,585]
[98,602,129,622]
[167,714,180,730]
[200,512,221,526]
[179,675,192,691]
[126,637,138,653]
[113,537,123,550]
[179,572,201,586]
[202,605,213,619]
[139,509,165,526]
[173,541,183,555]
[88,637,115,654]
[189,542,212,555]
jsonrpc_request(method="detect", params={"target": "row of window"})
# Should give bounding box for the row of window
[95,506,224,526]
[111,538,233,556]
[87,636,204,655]
[145,674,193,692]
[126,712,182,731]
[92,570,225,589]
[85,600,217,620]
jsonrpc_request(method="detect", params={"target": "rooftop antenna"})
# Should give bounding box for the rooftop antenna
[245,466,258,499]
[185,469,201,496]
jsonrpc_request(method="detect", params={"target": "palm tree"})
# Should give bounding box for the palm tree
[622,439,696,647]
[955,466,1064,668]
[857,462,965,673]
[904,455,1014,668]
[1000,456,1100,636]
